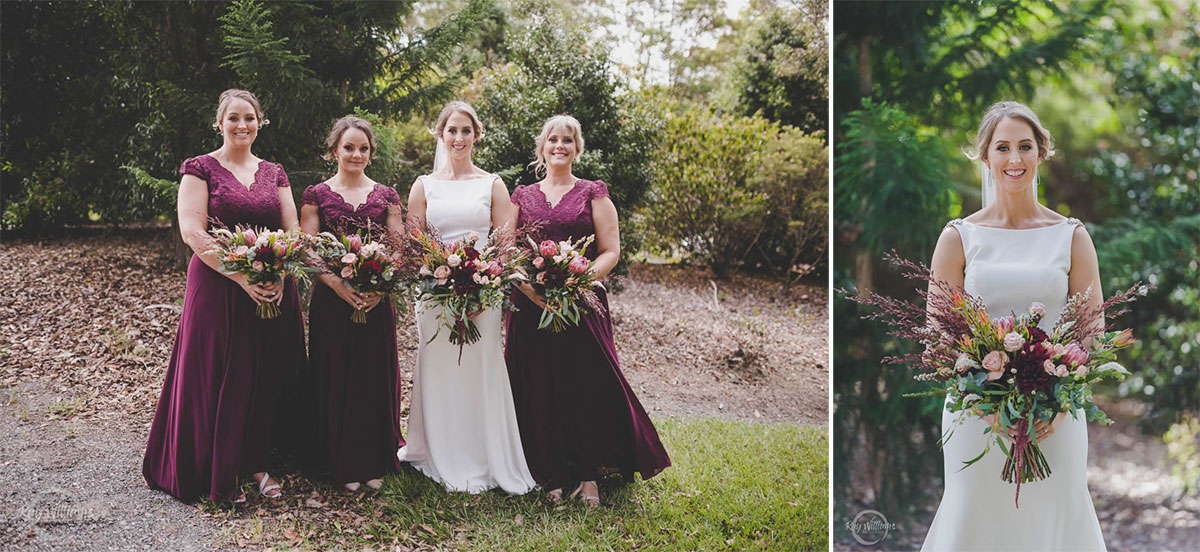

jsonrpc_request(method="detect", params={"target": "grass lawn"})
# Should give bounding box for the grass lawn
[244,417,826,551]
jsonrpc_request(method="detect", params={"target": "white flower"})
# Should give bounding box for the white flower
[955,354,980,374]
[1093,362,1131,376]
[419,265,433,276]
[447,254,461,268]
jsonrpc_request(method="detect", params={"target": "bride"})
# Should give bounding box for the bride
[398,101,536,494]
[922,101,1107,551]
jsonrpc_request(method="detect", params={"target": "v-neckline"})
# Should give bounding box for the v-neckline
[326,182,377,213]
[206,154,264,192]
[537,180,583,210]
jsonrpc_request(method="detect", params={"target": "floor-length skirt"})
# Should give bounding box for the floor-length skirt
[143,255,306,502]
[309,283,404,484]
[504,290,671,491]
[398,304,535,494]
[921,406,1106,551]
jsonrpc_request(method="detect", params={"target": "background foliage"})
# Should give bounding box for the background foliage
[832,0,1199,541]
[1,0,828,281]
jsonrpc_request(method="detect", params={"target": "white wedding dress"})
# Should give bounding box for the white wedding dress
[397,174,536,494]
[921,218,1106,551]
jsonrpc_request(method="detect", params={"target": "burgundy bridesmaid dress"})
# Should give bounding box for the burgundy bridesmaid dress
[143,155,307,502]
[301,182,405,485]
[504,179,671,491]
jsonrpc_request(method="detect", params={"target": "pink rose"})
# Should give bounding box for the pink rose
[535,271,546,284]
[982,350,1007,380]
[472,272,485,284]
[341,253,357,264]
[433,265,450,280]
[446,254,461,268]
[340,266,353,278]
[234,245,249,257]
[532,256,545,269]
[1043,359,1057,375]
[1052,343,1067,357]
[1030,302,1046,317]
[539,240,557,257]
[1003,332,1025,352]
[1074,364,1090,377]
[346,234,363,252]
[568,256,589,275]
[251,260,264,272]
[1056,365,1070,377]
[1062,343,1089,367]
[488,260,504,276]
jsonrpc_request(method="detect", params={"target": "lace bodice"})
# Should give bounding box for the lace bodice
[301,182,401,233]
[511,180,610,259]
[180,154,291,230]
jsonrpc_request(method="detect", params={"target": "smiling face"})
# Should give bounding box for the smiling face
[984,116,1041,196]
[217,98,260,148]
[540,125,578,168]
[440,111,479,161]
[335,127,372,175]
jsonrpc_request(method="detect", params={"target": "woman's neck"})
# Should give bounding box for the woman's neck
[542,165,577,187]
[331,170,372,189]
[442,154,478,179]
[987,186,1045,227]
[214,144,255,165]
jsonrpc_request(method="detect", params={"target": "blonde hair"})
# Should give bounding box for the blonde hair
[970,101,1054,162]
[323,116,377,161]
[212,89,268,131]
[432,101,484,139]
[528,115,585,177]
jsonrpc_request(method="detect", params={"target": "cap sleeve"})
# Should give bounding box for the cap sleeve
[588,180,610,200]
[275,163,291,188]
[511,184,530,205]
[180,156,209,180]
[383,185,402,206]
[301,183,322,206]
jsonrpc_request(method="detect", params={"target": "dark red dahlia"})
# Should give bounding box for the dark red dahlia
[464,247,481,261]
[361,259,382,275]
[1012,337,1054,395]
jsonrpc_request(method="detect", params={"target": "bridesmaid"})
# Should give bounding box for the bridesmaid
[505,115,671,506]
[300,116,405,491]
[143,89,305,502]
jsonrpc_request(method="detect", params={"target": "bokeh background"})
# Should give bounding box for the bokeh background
[832,0,1198,549]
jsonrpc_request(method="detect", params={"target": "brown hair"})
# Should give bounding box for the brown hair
[528,115,585,177]
[970,101,1055,162]
[322,116,377,161]
[432,101,484,139]
[212,89,268,131]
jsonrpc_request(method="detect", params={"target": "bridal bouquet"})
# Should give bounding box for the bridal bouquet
[209,225,314,319]
[408,224,527,361]
[521,235,605,332]
[312,225,413,323]
[843,252,1149,507]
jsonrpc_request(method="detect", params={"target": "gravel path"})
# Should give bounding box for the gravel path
[0,380,213,551]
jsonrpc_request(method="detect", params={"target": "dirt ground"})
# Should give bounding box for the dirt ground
[0,231,827,550]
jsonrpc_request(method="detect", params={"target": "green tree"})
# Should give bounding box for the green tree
[731,0,828,135]
[832,99,956,530]
[0,0,500,241]
[465,7,660,266]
